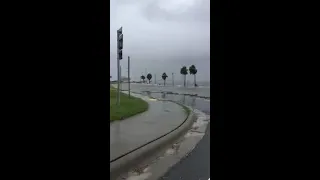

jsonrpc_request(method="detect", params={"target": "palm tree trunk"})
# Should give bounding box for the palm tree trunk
[164,80,166,86]
[194,74,196,87]
[184,75,186,87]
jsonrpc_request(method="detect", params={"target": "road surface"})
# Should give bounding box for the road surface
[119,84,212,180]
[127,84,211,180]
[160,122,210,180]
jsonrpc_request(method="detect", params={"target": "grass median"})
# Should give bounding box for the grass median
[110,87,148,121]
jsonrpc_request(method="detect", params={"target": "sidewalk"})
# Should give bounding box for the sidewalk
[110,93,188,161]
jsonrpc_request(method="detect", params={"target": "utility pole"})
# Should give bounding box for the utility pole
[172,72,174,87]
[116,27,123,105]
[120,65,122,90]
[128,56,130,98]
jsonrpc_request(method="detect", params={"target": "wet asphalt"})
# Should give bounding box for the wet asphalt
[125,83,211,180]
[113,83,211,179]
[148,93,211,180]
[160,122,210,180]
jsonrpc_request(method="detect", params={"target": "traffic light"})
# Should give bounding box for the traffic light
[117,27,122,34]
[118,34,123,50]
[117,27,123,60]
[118,50,122,60]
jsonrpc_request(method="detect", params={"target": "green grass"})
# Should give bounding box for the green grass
[110,87,148,121]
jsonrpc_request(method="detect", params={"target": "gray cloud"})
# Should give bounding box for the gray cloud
[110,0,210,82]
[143,0,210,23]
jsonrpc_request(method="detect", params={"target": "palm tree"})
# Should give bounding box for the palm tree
[141,75,145,83]
[162,72,168,86]
[189,65,198,87]
[147,73,152,84]
[180,66,188,87]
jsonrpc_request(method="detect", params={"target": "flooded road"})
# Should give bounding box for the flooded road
[140,90,211,180]
[113,83,210,115]
[142,91,210,115]
[119,83,210,99]
[112,83,211,180]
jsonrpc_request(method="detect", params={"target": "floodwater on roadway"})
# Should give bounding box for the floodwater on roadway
[113,83,211,114]
[112,84,211,180]
[142,91,211,115]
[120,83,210,98]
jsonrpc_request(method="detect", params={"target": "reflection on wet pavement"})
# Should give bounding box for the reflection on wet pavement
[119,83,210,98]
[142,92,211,115]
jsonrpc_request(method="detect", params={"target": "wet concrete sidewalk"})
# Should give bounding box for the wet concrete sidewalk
[110,93,188,161]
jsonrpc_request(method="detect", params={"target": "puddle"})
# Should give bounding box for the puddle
[122,164,152,180]
[145,92,211,115]
[165,149,175,155]
[126,172,152,180]
[192,118,208,129]
[164,142,181,156]
[184,131,204,138]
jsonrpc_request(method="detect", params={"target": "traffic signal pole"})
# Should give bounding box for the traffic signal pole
[120,65,122,90]
[128,56,130,98]
[117,30,120,105]
[116,27,123,105]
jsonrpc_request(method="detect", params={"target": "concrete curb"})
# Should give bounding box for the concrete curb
[110,93,196,180]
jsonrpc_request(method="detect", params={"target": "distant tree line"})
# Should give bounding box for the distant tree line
[139,65,198,87]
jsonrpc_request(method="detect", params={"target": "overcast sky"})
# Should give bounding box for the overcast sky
[110,0,210,82]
